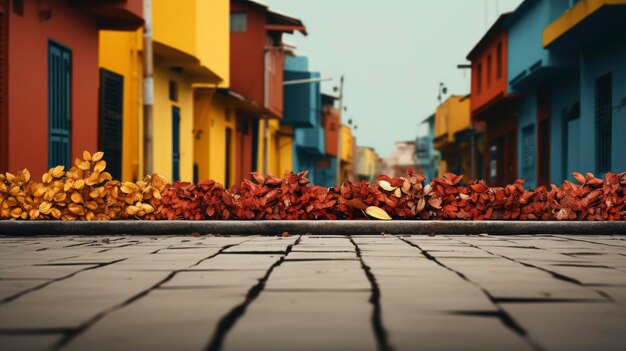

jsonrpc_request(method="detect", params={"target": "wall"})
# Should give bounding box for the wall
[517,95,537,188]
[579,37,626,174]
[193,91,235,185]
[340,125,353,163]
[153,64,194,181]
[470,31,508,114]
[99,29,143,181]
[549,71,580,182]
[152,0,196,59]
[230,1,265,104]
[196,0,229,87]
[7,0,99,174]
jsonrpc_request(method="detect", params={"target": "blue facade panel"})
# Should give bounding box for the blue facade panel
[283,70,321,128]
[579,39,626,175]
[516,95,537,188]
[549,71,580,183]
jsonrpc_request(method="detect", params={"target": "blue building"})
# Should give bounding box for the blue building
[504,0,625,187]
[283,55,337,187]
[417,114,440,181]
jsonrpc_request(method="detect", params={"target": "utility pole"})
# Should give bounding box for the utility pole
[142,0,154,175]
[335,75,344,184]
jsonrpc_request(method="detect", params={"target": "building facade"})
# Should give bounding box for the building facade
[1,0,142,175]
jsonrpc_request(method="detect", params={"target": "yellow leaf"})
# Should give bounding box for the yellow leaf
[77,161,90,171]
[365,206,392,220]
[92,151,104,162]
[74,179,85,190]
[42,173,52,183]
[39,202,52,214]
[83,150,92,161]
[378,180,397,192]
[94,160,106,173]
[71,192,84,204]
[52,165,65,178]
[394,188,402,198]
[51,208,62,219]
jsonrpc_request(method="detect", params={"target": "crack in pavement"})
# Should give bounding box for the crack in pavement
[0,259,128,305]
[395,235,546,351]
[349,237,394,351]
[52,240,250,350]
[205,236,301,351]
[455,238,615,302]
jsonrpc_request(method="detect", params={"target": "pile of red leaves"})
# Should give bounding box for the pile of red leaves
[152,169,626,221]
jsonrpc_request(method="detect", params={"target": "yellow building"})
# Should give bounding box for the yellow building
[433,95,474,180]
[339,124,354,182]
[357,147,379,182]
[99,0,230,183]
[99,29,144,181]
[256,119,294,177]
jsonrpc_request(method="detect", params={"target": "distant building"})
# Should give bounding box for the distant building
[384,141,418,178]
[433,95,482,182]
[357,146,379,182]
[416,114,440,181]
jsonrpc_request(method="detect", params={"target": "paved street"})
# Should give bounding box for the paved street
[0,234,625,351]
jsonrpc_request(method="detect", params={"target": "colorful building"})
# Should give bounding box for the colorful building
[230,0,305,186]
[357,146,379,182]
[497,0,626,187]
[433,95,476,181]
[284,56,339,187]
[417,114,441,181]
[383,141,418,178]
[467,13,518,186]
[339,124,354,182]
[1,0,142,175]
[542,0,626,180]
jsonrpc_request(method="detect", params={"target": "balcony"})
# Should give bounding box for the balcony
[543,0,626,51]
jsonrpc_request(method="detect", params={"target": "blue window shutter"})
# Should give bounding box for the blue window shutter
[48,41,71,169]
[99,69,124,180]
[172,106,180,181]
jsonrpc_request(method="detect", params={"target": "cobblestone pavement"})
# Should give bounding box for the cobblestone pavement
[0,234,625,351]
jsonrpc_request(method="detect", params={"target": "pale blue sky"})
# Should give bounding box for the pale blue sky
[263,0,523,157]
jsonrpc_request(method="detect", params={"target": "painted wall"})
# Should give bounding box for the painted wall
[357,147,378,181]
[256,118,293,176]
[470,31,508,115]
[579,37,626,174]
[153,64,194,182]
[197,0,229,87]
[193,91,235,186]
[99,29,143,181]
[152,0,196,60]
[230,1,265,105]
[434,96,471,145]
[548,71,580,183]
[6,0,100,174]
[322,107,339,157]
[517,95,537,188]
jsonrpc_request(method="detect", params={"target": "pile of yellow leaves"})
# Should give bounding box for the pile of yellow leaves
[0,151,168,220]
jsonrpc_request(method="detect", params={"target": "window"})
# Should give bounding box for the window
[172,106,180,181]
[595,73,612,173]
[230,12,247,32]
[521,125,535,182]
[168,80,178,102]
[486,55,492,88]
[99,69,124,180]
[496,42,503,80]
[562,102,580,179]
[476,63,482,94]
[12,0,23,16]
[48,40,72,169]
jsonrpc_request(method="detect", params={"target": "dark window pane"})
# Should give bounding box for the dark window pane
[594,73,612,173]
[230,12,247,33]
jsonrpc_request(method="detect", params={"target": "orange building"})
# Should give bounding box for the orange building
[467,13,517,186]
[0,0,142,174]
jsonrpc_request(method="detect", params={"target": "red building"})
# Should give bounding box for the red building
[467,13,518,186]
[0,0,142,174]
[229,0,305,182]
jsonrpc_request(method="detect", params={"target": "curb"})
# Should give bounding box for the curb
[0,220,625,235]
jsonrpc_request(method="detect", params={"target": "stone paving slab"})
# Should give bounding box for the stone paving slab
[0,234,624,351]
